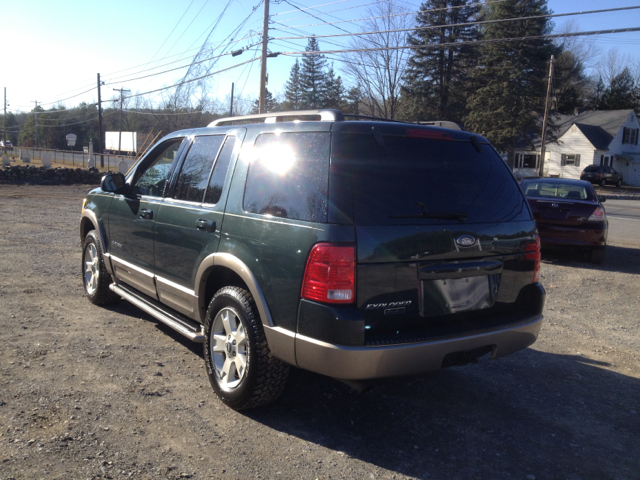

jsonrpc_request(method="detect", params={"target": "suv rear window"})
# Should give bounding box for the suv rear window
[583,166,599,172]
[332,133,529,225]
[243,132,330,222]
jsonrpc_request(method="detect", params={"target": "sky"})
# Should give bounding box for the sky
[3,0,640,114]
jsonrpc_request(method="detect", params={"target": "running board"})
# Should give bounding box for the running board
[109,283,205,343]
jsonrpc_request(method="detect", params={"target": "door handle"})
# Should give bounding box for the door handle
[139,209,153,220]
[195,219,216,232]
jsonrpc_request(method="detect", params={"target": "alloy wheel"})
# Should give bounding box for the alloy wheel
[84,243,99,295]
[210,307,248,389]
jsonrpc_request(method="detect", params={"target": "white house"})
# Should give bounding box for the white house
[513,109,640,186]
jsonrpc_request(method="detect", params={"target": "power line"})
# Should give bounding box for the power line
[145,0,197,67]
[104,32,261,85]
[272,0,387,23]
[271,0,507,30]
[272,5,640,41]
[101,41,263,87]
[124,56,261,100]
[278,0,354,35]
[278,27,640,56]
[272,0,348,17]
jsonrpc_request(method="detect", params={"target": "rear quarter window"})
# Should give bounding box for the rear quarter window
[243,132,330,222]
[331,133,530,226]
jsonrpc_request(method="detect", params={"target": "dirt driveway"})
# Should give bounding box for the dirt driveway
[1,185,639,480]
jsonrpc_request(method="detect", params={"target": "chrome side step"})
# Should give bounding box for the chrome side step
[109,283,205,343]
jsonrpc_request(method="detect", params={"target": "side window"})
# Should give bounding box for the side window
[173,136,225,203]
[133,139,183,197]
[611,167,617,174]
[243,132,330,222]
[204,136,236,205]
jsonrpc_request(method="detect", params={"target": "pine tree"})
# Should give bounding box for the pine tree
[402,0,481,123]
[300,38,328,109]
[282,60,303,110]
[322,65,346,109]
[251,88,279,114]
[344,86,363,114]
[601,68,638,111]
[465,0,559,166]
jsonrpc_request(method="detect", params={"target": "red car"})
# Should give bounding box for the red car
[521,178,608,264]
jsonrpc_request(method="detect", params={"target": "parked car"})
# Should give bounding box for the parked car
[80,109,545,410]
[521,178,608,264]
[0,140,12,151]
[580,164,623,187]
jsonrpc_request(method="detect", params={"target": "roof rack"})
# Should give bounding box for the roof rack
[209,109,345,127]
[343,114,406,124]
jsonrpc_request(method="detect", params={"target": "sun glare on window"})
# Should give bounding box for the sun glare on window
[254,144,295,176]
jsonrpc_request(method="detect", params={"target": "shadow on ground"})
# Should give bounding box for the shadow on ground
[542,244,640,275]
[245,349,639,480]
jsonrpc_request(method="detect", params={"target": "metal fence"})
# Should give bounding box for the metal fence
[3,148,137,172]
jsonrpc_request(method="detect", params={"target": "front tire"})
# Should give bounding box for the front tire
[203,286,289,410]
[616,178,622,188]
[82,231,119,305]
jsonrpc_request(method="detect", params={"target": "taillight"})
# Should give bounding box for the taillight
[524,233,541,283]
[301,243,355,304]
[596,172,602,178]
[587,207,605,222]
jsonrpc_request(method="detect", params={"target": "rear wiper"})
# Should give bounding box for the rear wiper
[389,211,468,222]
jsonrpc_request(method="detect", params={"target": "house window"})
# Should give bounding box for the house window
[622,127,639,145]
[515,153,538,169]
[561,154,580,166]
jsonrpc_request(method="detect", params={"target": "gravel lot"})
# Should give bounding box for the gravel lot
[1,185,639,480]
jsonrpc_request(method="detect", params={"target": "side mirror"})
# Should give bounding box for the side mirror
[101,173,127,193]
[598,195,606,203]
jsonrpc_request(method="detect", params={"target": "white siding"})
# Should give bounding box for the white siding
[609,112,640,186]
[545,125,595,178]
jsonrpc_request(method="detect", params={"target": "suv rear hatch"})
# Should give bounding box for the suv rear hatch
[329,123,541,345]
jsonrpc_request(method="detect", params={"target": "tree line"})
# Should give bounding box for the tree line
[3,0,640,161]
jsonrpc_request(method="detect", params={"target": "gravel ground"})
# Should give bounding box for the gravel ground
[0,185,639,480]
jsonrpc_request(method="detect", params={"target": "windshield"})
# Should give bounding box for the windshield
[331,133,529,226]
[522,181,594,201]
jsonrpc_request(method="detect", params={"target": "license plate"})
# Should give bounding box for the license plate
[421,275,499,317]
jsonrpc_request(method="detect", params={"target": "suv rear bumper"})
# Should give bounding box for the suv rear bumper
[293,314,543,380]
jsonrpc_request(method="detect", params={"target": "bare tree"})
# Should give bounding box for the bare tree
[595,48,636,86]
[342,0,411,119]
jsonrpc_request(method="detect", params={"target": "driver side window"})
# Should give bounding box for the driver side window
[133,139,183,197]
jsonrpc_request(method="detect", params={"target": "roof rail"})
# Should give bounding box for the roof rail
[343,114,406,124]
[208,109,345,127]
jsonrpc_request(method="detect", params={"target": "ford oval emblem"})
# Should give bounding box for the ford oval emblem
[456,235,477,247]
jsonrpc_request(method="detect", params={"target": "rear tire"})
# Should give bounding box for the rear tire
[203,286,289,410]
[82,231,119,305]
[600,178,606,187]
[589,246,606,265]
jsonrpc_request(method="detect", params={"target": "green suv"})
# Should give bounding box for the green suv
[80,110,545,410]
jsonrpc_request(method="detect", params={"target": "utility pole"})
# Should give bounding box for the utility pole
[259,0,270,114]
[539,55,554,178]
[230,82,234,117]
[3,87,6,154]
[113,87,131,155]
[32,100,39,149]
[97,73,104,167]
